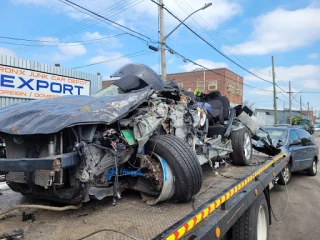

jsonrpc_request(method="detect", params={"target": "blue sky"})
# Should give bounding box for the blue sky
[1,0,320,113]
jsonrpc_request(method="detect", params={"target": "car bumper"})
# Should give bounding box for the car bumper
[0,152,79,173]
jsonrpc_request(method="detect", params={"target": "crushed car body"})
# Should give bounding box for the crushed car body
[0,63,280,205]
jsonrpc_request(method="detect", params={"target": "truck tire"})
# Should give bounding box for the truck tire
[306,158,317,176]
[232,193,270,240]
[230,127,252,166]
[145,135,203,202]
[277,164,291,185]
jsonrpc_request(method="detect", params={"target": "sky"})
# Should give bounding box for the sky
[1,0,320,113]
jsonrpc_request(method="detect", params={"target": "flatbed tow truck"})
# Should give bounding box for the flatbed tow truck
[0,152,287,240]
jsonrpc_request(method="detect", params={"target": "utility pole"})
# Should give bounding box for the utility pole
[300,95,302,117]
[159,0,166,81]
[308,102,310,120]
[272,56,278,124]
[289,81,292,124]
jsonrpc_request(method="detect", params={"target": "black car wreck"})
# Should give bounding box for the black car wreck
[0,64,280,205]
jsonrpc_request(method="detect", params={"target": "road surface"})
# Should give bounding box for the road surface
[270,132,320,240]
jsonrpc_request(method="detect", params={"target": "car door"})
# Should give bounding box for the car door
[288,129,303,171]
[297,129,316,170]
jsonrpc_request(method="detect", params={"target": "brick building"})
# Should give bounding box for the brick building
[101,68,243,105]
[102,80,115,89]
[166,68,243,105]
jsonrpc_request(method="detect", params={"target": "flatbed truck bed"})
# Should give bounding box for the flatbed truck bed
[0,152,287,240]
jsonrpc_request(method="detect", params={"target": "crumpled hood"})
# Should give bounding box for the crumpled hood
[0,88,152,135]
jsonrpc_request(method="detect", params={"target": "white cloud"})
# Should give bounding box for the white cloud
[38,37,59,45]
[58,43,87,57]
[179,59,228,72]
[304,80,320,89]
[245,65,320,86]
[0,48,16,57]
[132,0,241,30]
[35,39,87,61]
[83,32,105,40]
[88,52,131,71]
[223,6,320,55]
[12,0,241,30]
[308,53,319,59]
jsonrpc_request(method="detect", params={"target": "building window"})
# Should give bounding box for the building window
[177,82,183,89]
[197,81,205,91]
[235,83,242,96]
[226,81,234,93]
[208,80,218,91]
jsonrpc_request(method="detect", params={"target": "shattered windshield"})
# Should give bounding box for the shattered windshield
[93,84,124,97]
[256,128,288,144]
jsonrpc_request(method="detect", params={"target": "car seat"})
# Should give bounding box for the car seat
[201,91,231,138]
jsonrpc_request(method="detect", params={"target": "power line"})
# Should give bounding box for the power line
[60,0,153,42]
[13,0,129,53]
[0,33,125,43]
[174,0,271,78]
[150,0,273,85]
[12,0,144,54]
[62,1,273,93]
[165,45,273,93]
[0,34,127,47]
[293,91,320,93]
[71,50,153,69]
[56,0,155,48]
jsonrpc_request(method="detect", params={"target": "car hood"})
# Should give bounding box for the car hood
[0,88,152,135]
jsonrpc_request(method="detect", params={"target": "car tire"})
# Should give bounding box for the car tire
[232,193,270,240]
[145,135,203,202]
[306,159,317,176]
[230,127,252,166]
[277,164,291,185]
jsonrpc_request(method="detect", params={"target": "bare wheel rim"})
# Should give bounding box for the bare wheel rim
[243,132,252,160]
[282,165,290,183]
[313,161,317,174]
[140,153,175,205]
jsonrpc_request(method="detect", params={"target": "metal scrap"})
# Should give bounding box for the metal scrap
[0,229,24,240]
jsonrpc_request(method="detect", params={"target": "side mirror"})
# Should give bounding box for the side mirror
[290,139,301,146]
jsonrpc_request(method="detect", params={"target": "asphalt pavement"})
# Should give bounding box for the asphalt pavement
[269,132,320,240]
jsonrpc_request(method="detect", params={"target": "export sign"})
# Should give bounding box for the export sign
[0,65,90,99]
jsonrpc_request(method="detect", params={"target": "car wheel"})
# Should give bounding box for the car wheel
[232,193,269,240]
[230,127,252,166]
[277,164,291,185]
[143,135,203,204]
[306,159,317,176]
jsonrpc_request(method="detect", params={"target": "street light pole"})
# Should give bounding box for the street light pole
[159,2,212,81]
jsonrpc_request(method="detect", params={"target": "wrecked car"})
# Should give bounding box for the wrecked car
[0,87,203,205]
[0,63,280,205]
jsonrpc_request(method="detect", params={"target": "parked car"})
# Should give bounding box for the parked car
[293,119,314,134]
[314,124,320,132]
[255,126,319,185]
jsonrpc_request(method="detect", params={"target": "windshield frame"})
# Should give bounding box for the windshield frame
[256,127,289,145]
